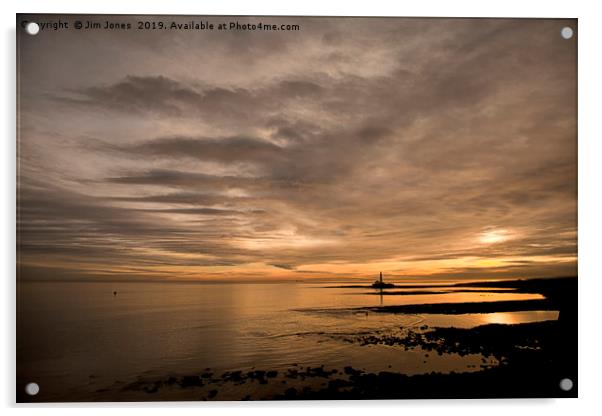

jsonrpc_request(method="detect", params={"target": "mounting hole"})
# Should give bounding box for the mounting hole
[25,382,40,396]
[25,22,40,36]
[561,26,573,39]
[559,378,573,391]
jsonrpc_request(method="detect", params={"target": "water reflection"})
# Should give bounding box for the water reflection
[17,281,559,401]
[418,310,559,328]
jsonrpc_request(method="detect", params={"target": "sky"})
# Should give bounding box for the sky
[17,16,577,282]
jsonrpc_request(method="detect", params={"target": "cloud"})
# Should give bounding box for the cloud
[114,136,286,166]
[104,169,260,189]
[17,17,577,281]
[54,75,328,125]
[270,263,296,270]
[110,192,241,206]
[72,75,204,116]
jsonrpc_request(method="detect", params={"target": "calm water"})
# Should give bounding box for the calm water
[17,281,555,401]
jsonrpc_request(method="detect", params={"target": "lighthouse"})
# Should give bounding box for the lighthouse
[372,271,394,289]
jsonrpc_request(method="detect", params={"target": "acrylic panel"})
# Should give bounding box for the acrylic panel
[16,15,577,402]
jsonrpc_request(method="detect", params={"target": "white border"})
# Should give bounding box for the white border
[3,1,602,415]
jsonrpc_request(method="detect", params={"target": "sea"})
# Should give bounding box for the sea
[17,280,557,401]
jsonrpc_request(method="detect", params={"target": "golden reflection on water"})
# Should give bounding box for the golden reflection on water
[419,310,559,329]
[480,310,559,325]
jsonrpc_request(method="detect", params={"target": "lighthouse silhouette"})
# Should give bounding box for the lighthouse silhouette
[372,271,393,289]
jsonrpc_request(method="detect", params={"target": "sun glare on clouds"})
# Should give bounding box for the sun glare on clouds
[478,229,512,244]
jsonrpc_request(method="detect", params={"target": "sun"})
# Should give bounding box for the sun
[478,229,510,244]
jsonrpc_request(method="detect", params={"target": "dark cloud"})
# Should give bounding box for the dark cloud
[133,207,242,216]
[270,264,296,270]
[115,136,285,165]
[54,75,328,125]
[105,169,260,189]
[110,192,241,206]
[73,75,204,116]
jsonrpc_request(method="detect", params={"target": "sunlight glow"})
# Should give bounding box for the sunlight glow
[478,229,511,244]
